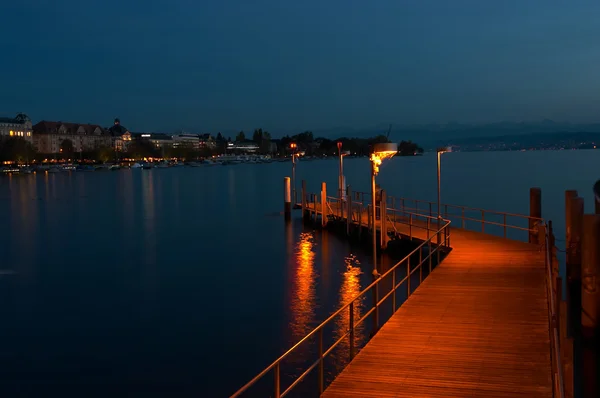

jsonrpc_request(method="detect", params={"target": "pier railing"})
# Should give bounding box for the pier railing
[324,194,449,243]
[346,190,542,241]
[345,189,564,398]
[230,218,452,398]
[544,222,565,398]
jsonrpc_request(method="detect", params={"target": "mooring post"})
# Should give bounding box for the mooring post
[380,190,388,249]
[284,177,291,221]
[346,185,352,236]
[581,214,600,398]
[321,182,327,227]
[529,187,542,244]
[301,180,307,220]
[560,285,575,398]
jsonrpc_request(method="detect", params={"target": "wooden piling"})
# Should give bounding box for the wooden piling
[321,182,327,227]
[346,185,352,236]
[558,275,575,398]
[566,196,584,341]
[380,190,388,249]
[581,214,600,398]
[284,177,291,221]
[529,187,542,244]
[301,180,307,220]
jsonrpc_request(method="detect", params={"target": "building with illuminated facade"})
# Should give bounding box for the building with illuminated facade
[33,121,112,153]
[108,119,131,152]
[0,113,33,143]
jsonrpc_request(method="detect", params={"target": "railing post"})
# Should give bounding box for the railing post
[392,196,396,223]
[318,328,324,394]
[346,185,352,236]
[301,180,307,220]
[373,283,379,332]
[427,217,430,240]
[481,210,485,232]
[428,239,432,274]
[407,258,411,296]
[419,246,423,284]
[392,269,396,312]
[381,190,388,249]
[349,302,355,360]
[284,177,291,221]
[274,362,280,398]
[409,213,413,240]
[529,187,542,244]
[321,182,327,227]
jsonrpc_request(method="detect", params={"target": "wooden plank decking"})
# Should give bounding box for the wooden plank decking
[321,227,553,397]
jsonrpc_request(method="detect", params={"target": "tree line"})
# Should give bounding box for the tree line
[0,131,424,162]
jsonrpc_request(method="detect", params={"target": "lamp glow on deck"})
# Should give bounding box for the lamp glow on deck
[370,142,398,175]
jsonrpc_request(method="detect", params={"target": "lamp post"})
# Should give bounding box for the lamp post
[436,147,450,222]
[337,141,346,200]
[290,143,297,203]
[370,142,398,276]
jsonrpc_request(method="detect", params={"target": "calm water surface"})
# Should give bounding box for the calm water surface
[0,150,598,397]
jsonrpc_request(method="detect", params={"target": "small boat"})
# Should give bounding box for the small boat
[21,167,34,174]
[142,163,153,170]
[48,167,61,173]
[155,161,169,169]
[187,161,201,167]
[131,162,143,169]
[76,165,95,172]
[109,164,121,171]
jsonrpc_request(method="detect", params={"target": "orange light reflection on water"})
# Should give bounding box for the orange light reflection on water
[333,254,366,368]
[289,232,318,340]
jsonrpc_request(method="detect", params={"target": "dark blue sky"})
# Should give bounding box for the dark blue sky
[1,0,599,135]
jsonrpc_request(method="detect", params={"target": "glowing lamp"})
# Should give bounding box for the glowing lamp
[370,142,397,175]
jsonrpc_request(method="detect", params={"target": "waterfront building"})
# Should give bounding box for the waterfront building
[199,133,216,149]
[33,121,111,153]
[172,133,200,149]
[133,132,173,148]
[0,113,33,143]
[227,141,259,153]
[108,118,131,151]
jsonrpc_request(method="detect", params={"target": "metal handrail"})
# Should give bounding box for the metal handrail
[230,219,452,398]
[348,191,540,238]
[544,223,565,398]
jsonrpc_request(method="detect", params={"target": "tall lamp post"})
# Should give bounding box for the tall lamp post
[290,143,297,203]
[370,142,398,276]
[337,141,348,200]
[436,147,450,220]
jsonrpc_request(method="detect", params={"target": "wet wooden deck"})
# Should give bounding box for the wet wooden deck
[303,202,553,397]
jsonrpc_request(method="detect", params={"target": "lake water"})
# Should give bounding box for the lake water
[0,150,598,397]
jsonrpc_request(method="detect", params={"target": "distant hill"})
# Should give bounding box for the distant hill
[312,121,600,150]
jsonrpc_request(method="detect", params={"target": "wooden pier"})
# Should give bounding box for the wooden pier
[322,226,552,397]
[232,183,574,398]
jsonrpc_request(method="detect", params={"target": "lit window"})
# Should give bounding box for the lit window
[9,130,13,136]
[27,132,31,136]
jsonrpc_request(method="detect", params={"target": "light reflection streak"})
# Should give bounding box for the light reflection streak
[289,232,318,340]
[332,254,366,371]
